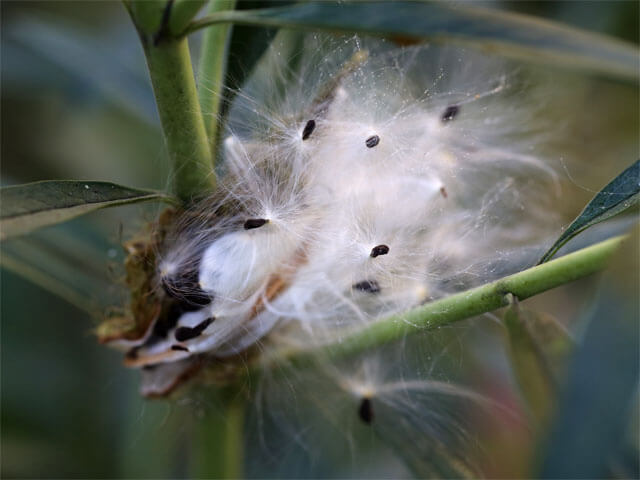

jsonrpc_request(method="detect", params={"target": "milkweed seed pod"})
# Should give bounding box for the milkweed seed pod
[100,32,569,473]
[102,32,564,393]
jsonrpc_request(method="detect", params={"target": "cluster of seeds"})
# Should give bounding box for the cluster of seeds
[109,34,558,401]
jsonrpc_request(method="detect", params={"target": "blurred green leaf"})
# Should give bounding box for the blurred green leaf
[188,1,640,81]
[503,297,570,425]
[0,180,174,240]
[0,227,116,314]
[539,159,640,263]
[198,0,237,153]
[538,229,639,478]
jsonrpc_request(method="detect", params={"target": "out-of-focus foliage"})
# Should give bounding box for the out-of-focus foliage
[538,227,640,478]
[190,1,640,80]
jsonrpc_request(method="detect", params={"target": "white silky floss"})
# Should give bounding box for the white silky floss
[133,33,561,394]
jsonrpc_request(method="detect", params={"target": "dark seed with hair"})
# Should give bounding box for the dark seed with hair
[302,119,316,140]
[441,105,459,123]
[244,218,269,230]
[171,345,190,352]
[358,397,374,424]
[353,280,381,294]
[365,135,380,148]
[440,186,448,198]
[174,317,214,342]
[370,244,390,258]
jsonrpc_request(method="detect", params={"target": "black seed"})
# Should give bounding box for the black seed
[302,119,316,140]
[151,302,183,340]
[171,345,190,352]
[370,244,390,258]
[174,317,214,342]
[244,218,269,230]
[365,135,380,148]
[358,397,374,424]
[441,105,459,123]
[440,186,448,198]
[353,280,381,294]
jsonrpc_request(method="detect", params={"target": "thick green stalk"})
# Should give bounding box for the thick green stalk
[277,235,626,367]
[143,37,215,202]
[191,389,245,478]
[198,0,236,155]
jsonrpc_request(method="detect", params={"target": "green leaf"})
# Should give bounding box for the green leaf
[198,0,237,152]
[0,225,116,314]
[503,296,571,425]
[539,159,639,263]
[538,227,639,478]
[0,180,174,240]
[187,1,640,81]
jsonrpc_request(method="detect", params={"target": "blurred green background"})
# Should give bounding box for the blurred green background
[1,1,638,478]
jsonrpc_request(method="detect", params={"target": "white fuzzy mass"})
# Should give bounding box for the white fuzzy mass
[121,33,561,396]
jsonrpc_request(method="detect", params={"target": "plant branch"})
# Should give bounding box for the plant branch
[274,235,626,367]
[128,1,215,203]
[143,37,215,202]
[191,388,245,478]
[198,0,237,158]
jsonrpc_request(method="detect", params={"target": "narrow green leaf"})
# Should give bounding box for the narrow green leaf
[0,180,174,239]
[503,296,570,424]
[0,220,121,313]
[186,1,640,81]
[539,159,639,263]
[538,227,639,478]
[198,0,237,153]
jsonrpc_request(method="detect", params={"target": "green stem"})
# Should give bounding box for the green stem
[223,396,245,479]
[191,388,245,478]
[143,37,215,202]
[198,0,237,156]
[276,235,626,367]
